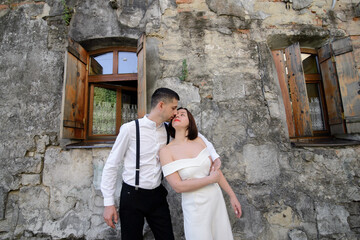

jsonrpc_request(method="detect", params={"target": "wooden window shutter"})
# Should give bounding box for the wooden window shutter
[285,43,313,137]
[317,43,346,134]
[61,38,88,139]
[272,50,296,137]
[318,37,360,134]
[332,38,360,133]
[137,34,146,118]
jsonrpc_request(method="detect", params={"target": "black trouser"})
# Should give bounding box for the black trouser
[119,182,175,240]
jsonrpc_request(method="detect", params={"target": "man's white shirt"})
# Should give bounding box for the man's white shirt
[101,115,220,206]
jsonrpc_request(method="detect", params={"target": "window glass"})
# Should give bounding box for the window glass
[90,52,113,75]
[306,83,325,131]
[118,52,137,74]
[92,87,117,135]
[121,90,138,124]
[302,54,319,74]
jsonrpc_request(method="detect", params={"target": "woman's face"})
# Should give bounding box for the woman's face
[172,109,189,128]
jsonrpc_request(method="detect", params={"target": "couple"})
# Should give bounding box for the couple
[101,88,241,240]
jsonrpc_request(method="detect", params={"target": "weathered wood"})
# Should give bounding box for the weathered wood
[317,43,331,64]
[137,34,146,118]
[332,37,353,56]
[318,50,344,129]
[272,50,295,137]
[335,51,360,133]
[285,43,313,137]
[62,49,87,139]
[67,37,87,64]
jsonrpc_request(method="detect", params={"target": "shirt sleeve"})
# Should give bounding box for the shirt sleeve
[101,123,130,206]
[198,132,220,161]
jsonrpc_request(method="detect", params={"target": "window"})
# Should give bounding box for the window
[88,48,138,139]
[272,38,360,140]
[60,35,147,141]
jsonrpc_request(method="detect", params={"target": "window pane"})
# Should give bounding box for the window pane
[306,83,325,131]
[121,90,137,124]
[92,87,117,135]
[90,52,113,75]
[302,53,319,74]
[118,52,137,74]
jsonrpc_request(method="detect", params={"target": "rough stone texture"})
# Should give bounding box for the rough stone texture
[316,202,351,236]
[292,0,313,10]
[243,144,280,184]
[21,174,41,186]
[288,229,308,240]
[1,0,360,239]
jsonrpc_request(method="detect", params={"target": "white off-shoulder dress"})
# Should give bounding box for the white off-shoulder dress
[162,148,233,240]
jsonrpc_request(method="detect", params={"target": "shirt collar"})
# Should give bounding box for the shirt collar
[144,114,164,129]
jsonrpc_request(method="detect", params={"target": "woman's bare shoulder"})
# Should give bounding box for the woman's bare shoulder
[193,137,206,148]
[159,145,174,165]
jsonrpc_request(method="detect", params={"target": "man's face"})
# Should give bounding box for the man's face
[162,98,178,122]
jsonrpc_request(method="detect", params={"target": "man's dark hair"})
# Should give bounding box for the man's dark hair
[169,107,198,140]
[150,88,180,109]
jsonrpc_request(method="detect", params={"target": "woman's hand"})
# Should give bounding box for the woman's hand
[209,166,221,183]
[230,196,242,218]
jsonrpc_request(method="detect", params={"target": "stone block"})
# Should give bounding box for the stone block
[0,187,7,220]
[35,135,50,154]
[348,216,360,229]
[265,206,300,228]
[154,77,201,107]
[43,147,94,219]
[288,229,308,240]
[292,0,313,10]
[21,174,41,186]
[243,144,280,184]
[316,202,351,235]
[206,0,255,18]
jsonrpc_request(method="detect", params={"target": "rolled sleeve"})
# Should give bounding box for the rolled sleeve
[198,132,220,161]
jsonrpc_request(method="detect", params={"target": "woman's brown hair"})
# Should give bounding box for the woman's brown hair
[169,107,198,140]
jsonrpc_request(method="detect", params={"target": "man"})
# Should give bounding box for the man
[101,88,221,240]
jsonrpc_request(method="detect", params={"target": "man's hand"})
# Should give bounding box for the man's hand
[209,166,221,183]
[211,158,221,171]
[103,205,118,229]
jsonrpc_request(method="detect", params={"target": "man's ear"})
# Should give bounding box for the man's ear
[158,101,164,109]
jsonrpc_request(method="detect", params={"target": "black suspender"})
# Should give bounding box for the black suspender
[134,120,170,190]
[135,119,140,190]
[164,123,170,144]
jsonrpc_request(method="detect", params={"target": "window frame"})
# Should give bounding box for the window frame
[272,38,360,142]
[61,35,147,142]
[87,47,138,140]
[272,45,330,139]
[301,48,330,136]
[88,84,137,139]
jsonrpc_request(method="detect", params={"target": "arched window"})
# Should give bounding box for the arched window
[61,36,147,141]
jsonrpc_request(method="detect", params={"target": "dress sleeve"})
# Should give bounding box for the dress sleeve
[162,162,183,177]
[198,132,220,161]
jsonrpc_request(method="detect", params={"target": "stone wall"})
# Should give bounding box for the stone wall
[0,0,359,239]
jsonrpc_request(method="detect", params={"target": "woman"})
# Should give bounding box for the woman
[159,107,242,240]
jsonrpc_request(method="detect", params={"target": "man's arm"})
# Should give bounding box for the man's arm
[101,123,130,228]
[101,123,130,206]
[198,133,221,170]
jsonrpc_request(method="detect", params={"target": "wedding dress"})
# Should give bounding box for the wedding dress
[162,148,234,240]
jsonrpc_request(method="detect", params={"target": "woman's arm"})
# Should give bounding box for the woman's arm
[159,147,220,193]
[165,168,220,193]
[218,171,242,218]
